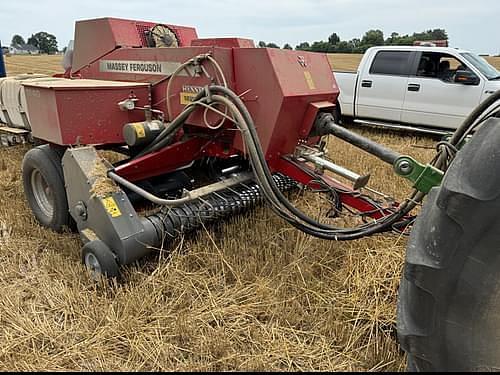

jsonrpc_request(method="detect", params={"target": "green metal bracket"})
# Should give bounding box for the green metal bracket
[393,156,444,194]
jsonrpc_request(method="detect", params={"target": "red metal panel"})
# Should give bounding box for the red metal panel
[72,18,198,74]
[72,18,118,74]
[75,43,339,161]
[115,137,211,181]
[232,48,340,160]
[23,80,151,145]
[76,46,237,130]
[300,102,336,138]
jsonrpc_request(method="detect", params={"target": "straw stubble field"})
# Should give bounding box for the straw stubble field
[0,54,499,372]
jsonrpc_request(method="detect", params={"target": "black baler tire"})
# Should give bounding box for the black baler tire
[81,240,120,279]
[22,145,71,232]
[397,117,500,371]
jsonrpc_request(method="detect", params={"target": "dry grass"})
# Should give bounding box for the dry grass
[328,54,363,71]
[4,55,63,76]
[0,53,494,371]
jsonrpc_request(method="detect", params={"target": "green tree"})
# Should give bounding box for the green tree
[310,41,333,53]
[386,32,416,46]
[266,42,280,49]
[258,41,267,48]
[11,34,25,46]
[336,41,353,53]
[350,38,361,48]
[296,42,311,51]
[27,32,58,54]
[328,32,341,46]
[429,28,448,40]
[413,29,448,41]
[283,43,293,50]
[385,32,400,44]
[361,29,384,47]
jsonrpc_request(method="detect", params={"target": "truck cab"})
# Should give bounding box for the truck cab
[335,46,500,130]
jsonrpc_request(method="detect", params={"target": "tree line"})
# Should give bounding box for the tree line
[10,33,58,54]
[7,27,449,55]
[259,28,448,53]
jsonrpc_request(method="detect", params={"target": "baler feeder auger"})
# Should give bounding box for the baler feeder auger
[11,17,500,371]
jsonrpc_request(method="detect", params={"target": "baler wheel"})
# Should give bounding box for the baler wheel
[22,145,72,232]
[81,240,120,279]
[397,117,500,371]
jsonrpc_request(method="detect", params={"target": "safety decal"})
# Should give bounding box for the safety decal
[304,71,316,90]
[102,197,122,218]
[180,92,198,105]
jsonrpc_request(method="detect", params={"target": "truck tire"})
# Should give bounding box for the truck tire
[22,144,72,232]
[334,101,342,125]
[397,117,500,371]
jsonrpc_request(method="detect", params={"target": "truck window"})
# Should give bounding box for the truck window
[369,51,413,76]
[416,52,475,83]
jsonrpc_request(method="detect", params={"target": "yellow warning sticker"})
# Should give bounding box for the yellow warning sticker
[304,71,316,90]
[102,197,122,218]
[180,92,198,105]
[132,123,146,138]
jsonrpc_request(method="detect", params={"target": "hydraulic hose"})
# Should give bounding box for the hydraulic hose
[435,90,500,170]
[134,82,425,241]
[206,89,417,240]
[134,91,207,159]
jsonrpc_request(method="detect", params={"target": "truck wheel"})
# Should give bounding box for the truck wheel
[334,101,342,125]
[397,117,500,371]
[81,240,120,279]
[22,145,72,232]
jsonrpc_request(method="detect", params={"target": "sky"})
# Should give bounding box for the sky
[0,0,499,55]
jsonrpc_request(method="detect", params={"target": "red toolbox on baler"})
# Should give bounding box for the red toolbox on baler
[22,79,150,145]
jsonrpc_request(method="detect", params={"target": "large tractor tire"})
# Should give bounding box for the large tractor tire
[397,117,500,371]
[22,144,73,232]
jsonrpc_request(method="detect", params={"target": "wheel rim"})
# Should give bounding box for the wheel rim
[30,169,54,218]
[84,252,102,277]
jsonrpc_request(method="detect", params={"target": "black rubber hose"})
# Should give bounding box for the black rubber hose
[135,91,207,158]
[436,90,500,169]
[207,86,409,237]
[133,84,416,240]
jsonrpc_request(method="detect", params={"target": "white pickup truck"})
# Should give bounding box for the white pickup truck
[335,46,500,132]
